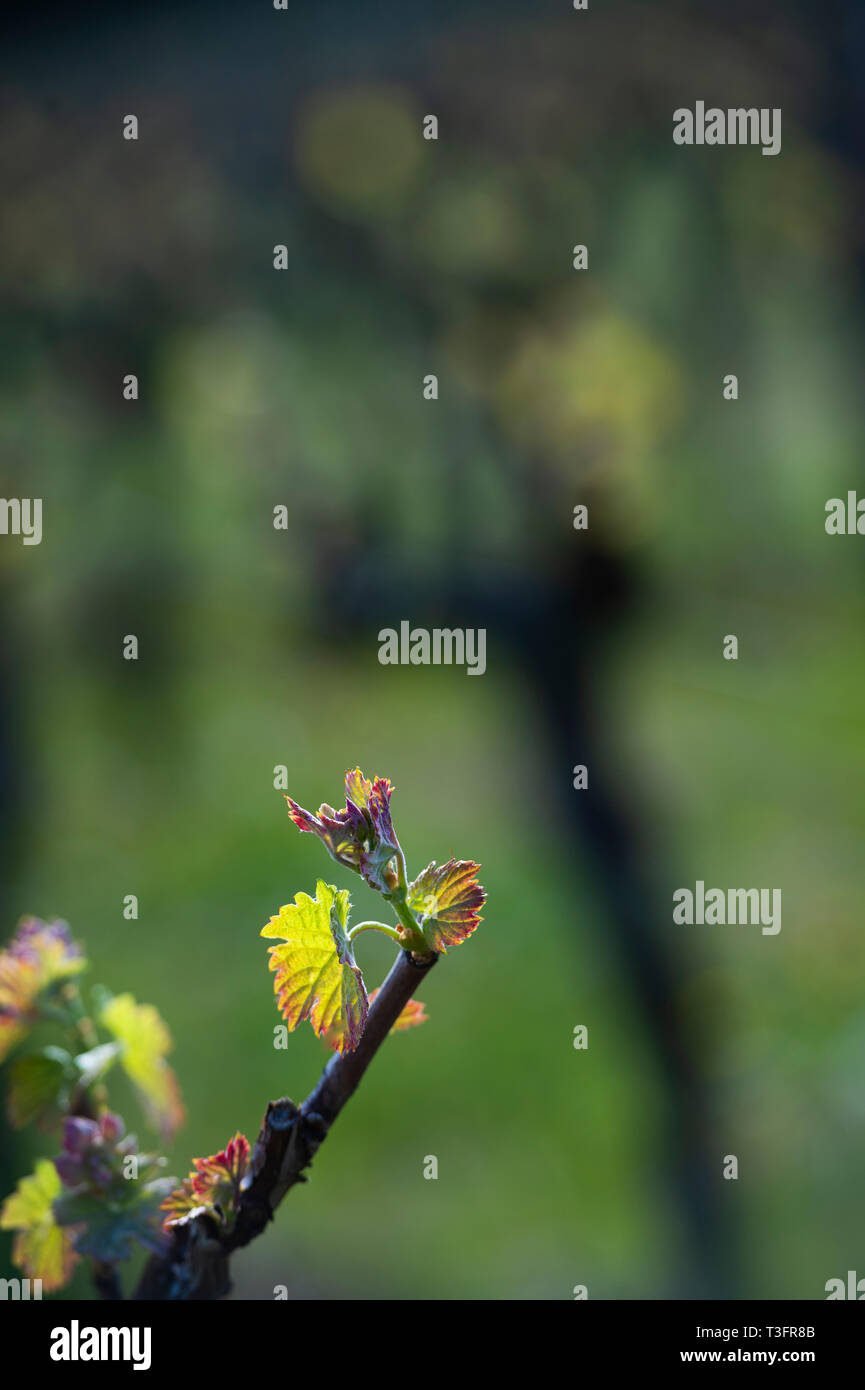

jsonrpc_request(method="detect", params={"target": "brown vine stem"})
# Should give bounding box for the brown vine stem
[133,947,437,1300]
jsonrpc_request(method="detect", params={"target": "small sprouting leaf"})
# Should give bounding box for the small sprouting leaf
[159,1184,206,1227]
[368,988,428,1033]
[55,1111,137,1190]
[407,859,486,952]
[286,768,403,894]
[161,1132,250,1232]
[99,994,185,1140]
[0,1159,79,1292]
[51,1110,173,1260]
[261,880,368,1054]
[7,1047,75,1130]
[0,918,86,1062]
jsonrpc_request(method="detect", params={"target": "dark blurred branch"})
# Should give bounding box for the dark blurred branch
[307,458,737,1296]
[134,948,436,1300]
[68,1058,125,1300]
[92,1261,123,1300]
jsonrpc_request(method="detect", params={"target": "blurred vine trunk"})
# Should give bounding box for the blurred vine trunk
[312,503,738,1297]
[0,608,26,1209]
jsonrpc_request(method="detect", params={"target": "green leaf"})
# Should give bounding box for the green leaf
[0,1159,79,1291]
[55,1179,173,1262]
[7,1047,74,1130]
[261,880,368,1054]
[407,859,486,952]
[99,994,185,1139]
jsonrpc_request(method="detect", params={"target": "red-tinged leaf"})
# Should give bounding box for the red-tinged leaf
[158,1179,202,1228]
[407,859,486,952]
[261,881,368,1054]
[0,919,86,1062]
[285,768,403,894]
[368,988,428,1033]
[161,1132,250,1232]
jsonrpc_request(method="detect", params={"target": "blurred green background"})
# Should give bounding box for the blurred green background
[1,0,864,1299]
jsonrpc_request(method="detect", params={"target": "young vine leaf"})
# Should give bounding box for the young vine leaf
[286,768,403,894]
[52,1113,174,1265]
[0,918,86,1062]
[368,989,429,1033]
[0,1158,79,1292]
[161,1132,250,1232]
[262,880,368,1054]
[6,1047,76,1131]
[407,859,486,952]
[99,994,185,1140]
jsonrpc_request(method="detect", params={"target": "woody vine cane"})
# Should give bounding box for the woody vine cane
[0,769,486,1300]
